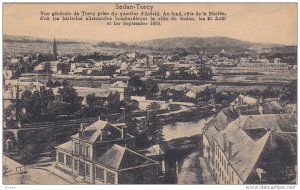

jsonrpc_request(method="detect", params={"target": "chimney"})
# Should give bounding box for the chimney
[79,123,85,138]
[119,125,127,139]
[228,141,233,160]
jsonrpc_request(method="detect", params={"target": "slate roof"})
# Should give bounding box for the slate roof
[230,94,258,106]
[214,118,271,182]
[188,86,205,94]
[57,141,73,153]
[71,119,128,143]
[169,83,193,91]
[204,107,238,131]
[95,144,158,170]
[203,108,238,143]
[110,81,127,88]
[263,101,284,112]
[237,114,297,132]
[138,144,165,157]
[71,119,109,142]
[74,86,117,98]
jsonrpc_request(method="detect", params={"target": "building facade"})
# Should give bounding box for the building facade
[56,119,159,184]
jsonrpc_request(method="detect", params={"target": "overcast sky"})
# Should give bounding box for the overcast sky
[3,3,297,45]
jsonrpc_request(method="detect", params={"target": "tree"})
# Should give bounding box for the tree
[46,79,54,87]
[195,60,213,80]
[280,80,297,103]
[57,85,81,113]
[86,93,97,107]
[46,101,68,115]
[62,79,69,87]
[54,80,61,87]
[20,90,33,110]
[144,103,164,145]
[128,75,145,96]
[263,86,280,99]
[197,67,213,80]
[146,102,161,114]
[144,79,159,99]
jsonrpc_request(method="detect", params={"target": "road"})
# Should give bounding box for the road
[3,168,70,185]
[177,149,202,184]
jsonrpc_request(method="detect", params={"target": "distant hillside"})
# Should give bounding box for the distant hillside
[3,35,295,56]
[3,34,122,56]
[134,37,282,50]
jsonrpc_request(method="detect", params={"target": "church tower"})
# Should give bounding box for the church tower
[53,37,58,61]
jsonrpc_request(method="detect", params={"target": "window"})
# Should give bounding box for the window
[86,164,90,177]
[222,171,223,181]
[74,159,79,171]
[66,155,72,168]
[107,172,115,184]
[58,152,64,164]
[74,142,79,155]
[79,144,85,156]
[227,164,229,175]
[86,146,90,159]
[96,167,104,182]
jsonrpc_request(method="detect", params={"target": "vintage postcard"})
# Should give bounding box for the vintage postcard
[2,2,297,186]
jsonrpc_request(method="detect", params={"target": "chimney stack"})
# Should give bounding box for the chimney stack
[79,123,85,138]
[120,125,127,139]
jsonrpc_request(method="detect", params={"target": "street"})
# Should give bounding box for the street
[3,168,70,185]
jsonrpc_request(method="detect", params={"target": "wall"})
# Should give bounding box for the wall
[118,164,159,184]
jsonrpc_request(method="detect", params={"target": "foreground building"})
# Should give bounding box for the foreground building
[56,119,159,184]
[203,112,297,184]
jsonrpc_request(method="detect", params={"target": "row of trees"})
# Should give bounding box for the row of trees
[214,80,297,107]
[4,81,83,124]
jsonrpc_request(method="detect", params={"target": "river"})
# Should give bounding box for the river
[162,116,213,141]
[162,115,213,184]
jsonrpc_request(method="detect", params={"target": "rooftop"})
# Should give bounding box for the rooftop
[71,119,129,143]
[95,144,158,171]
[237,114,297,132]
[214,119,271,182]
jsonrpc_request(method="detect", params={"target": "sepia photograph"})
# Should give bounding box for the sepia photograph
[2,2,298,186]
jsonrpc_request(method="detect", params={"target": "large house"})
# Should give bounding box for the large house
[75,86,120,113]
[230,94,261,115]
[203,112,297,184]
[109,81,128,101]
[185,84,216,102]
[56,119,159,184]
